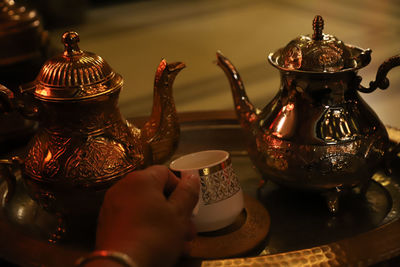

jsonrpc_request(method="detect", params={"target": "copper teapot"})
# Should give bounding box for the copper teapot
[217,15,400,212]
[0,31,184,236]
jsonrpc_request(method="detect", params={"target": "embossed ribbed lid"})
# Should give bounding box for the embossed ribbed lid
[34,31,123,101]
[268,15,371,73]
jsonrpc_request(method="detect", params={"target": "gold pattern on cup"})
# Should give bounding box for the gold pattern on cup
[200,162,241,205]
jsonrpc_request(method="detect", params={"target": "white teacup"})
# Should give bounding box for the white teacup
[170,150,244,232]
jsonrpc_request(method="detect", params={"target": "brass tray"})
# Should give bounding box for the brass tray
[1,110,400,267]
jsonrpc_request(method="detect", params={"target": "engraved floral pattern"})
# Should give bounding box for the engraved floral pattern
[24,130,71,180]
[200,164,241,205]
[64,136,134,185]
[24,118,142,186]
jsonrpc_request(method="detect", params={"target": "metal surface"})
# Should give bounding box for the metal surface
[269,15,371,72]
[33,31,123,101]
[0,31,184,241]
[0,110,400,266]
[216,15,400,212]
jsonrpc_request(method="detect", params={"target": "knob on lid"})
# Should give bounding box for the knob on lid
[268,15,371,72]
[34,31,123,101]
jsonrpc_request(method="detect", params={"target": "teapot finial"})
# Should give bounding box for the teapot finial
[62,31,82,56]
[312,15,324,40]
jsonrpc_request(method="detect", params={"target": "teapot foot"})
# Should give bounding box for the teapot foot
[324,187,344,214]
[324,182,371,214]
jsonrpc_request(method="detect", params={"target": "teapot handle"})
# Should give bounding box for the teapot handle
[17,82,41,119]
[0,82,40,119]
[358,54,400,93]
[0,157,23,203]
[0,84,15,113]
[356,55,400,173]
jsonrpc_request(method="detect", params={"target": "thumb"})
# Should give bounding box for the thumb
[168,174,200,217]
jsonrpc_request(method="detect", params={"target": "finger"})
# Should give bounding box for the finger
[164,169,181,196]
[168,174,200,217]
[136,165,180,193]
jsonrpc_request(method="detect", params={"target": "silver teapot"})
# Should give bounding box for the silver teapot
[217,15,400,212]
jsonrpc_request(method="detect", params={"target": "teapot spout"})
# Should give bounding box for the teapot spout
[142,59,185,164]
[216,51,258,130]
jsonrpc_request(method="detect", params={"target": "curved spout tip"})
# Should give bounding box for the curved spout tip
[215,50,239,77]
[215,50,227,66]
[216,50,224,58]
[166,61,186,72]
[155,59,185,85]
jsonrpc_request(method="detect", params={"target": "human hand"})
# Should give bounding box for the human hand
[90,165,200,267]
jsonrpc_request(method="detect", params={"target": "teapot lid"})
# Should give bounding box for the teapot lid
[34,31,123,101]
[268,15,371,73]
